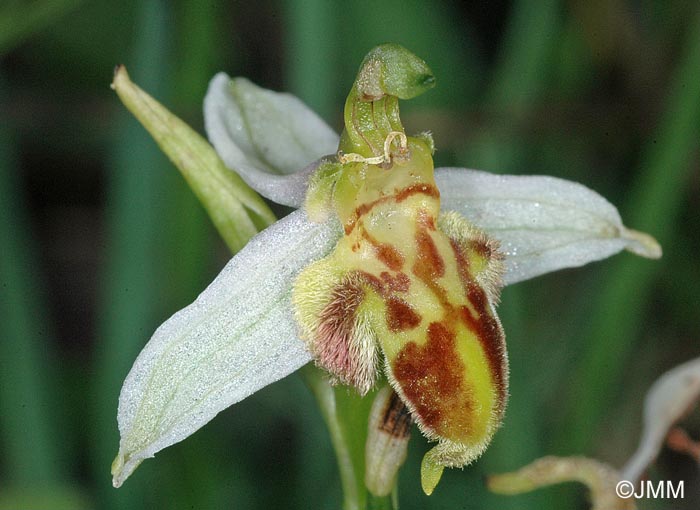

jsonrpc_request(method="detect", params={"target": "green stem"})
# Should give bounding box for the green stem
[300,366,380,510]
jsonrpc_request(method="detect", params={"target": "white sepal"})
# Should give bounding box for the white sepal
[112,210,342,487]
[435,168,661,285]
[204,73,339,206]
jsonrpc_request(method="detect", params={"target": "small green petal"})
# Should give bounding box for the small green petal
[302,158,343,222]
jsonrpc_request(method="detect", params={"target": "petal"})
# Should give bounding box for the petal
[204,73,340,206]
[112,210,342,487]
[435,168,662,285]
[622,357,700,483]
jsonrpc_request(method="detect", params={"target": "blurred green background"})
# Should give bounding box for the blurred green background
[1,0,699,509]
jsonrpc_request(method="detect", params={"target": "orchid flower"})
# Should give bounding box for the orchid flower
[110,45,661,497]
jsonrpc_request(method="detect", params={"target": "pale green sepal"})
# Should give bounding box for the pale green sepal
[111,66,275,253]
[435,168,662,285]
[204,73,339,207]
[112,210,342,488]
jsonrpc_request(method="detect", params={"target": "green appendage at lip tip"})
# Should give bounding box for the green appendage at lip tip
[421,455,445,496]
[338,44,435,159]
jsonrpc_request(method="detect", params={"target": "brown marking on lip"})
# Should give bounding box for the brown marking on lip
[469,237,495,261]
[362,229,404,271]
[355,270,383,293]
[344,183,439,234]
[450,240,507,408]
[417,209,437,230]
[380,271,410,293]
[386,297,421,332]
[413,224,445,281]
[357,270,410,298]
[449,238,470,275]
[379,391,413,439]
[392,322,475,440]
[376,244,404,271]
[395,183,439,203]
[407,210,453,316]
[463,284,506,403]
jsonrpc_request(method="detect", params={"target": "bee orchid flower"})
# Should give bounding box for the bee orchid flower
[110,45,661,495]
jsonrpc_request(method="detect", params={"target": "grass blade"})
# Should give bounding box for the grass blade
[0,76,65,485]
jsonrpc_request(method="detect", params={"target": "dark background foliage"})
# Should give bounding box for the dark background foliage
[1,1,699,509]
